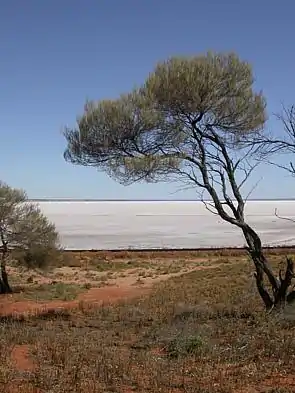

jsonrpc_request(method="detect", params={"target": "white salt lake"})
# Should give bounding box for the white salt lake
[36,200,295,250]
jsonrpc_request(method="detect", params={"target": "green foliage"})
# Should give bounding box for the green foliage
[166,333,206,358]
[144,52,265,132]
[20,282,84,301]
[64,51,266,186]
[16,246,61,269]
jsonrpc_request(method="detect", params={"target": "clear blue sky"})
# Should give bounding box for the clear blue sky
[1,0,295,200]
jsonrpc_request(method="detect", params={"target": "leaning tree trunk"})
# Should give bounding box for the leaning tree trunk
[242,224,295,310]
[0,241,12,294]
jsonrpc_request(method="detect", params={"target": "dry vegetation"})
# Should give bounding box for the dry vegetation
[1,249,295,392]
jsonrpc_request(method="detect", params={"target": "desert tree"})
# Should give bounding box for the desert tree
[0,181,59,293]
[64,51,294,310]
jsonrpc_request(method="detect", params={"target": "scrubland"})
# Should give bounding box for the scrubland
[1,248,295,392]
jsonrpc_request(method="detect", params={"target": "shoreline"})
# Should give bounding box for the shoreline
[63,245,295,257]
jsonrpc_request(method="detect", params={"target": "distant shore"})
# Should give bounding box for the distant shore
[30,198,295,202]
[64,245,295,254]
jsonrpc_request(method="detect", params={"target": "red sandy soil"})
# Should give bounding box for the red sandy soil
[5,254,295,393]
[11,344,35,372]
[0,285,150,317]
[8,296,295,393]
[7,283,151,392]
[0,261,223,317]
[5,264,208,385]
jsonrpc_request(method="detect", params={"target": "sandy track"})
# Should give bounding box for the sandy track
[0,262,228,317]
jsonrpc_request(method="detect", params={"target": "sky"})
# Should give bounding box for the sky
[1,0,295,200]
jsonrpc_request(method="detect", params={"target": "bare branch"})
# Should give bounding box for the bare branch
[274,208,295,224]
[249,104,295,176]
[244,177,263,203]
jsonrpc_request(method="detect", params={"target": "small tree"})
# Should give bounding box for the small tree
[0,181,59,293]
[63,51,294,310]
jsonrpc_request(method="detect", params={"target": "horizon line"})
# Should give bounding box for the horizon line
[28,198,295,202]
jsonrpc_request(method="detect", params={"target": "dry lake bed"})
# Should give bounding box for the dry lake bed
[35,200,295,250]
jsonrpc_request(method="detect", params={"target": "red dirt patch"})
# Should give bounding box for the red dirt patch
[11,344,35,372]
[80,284,150,303]
[150,347,166,357]
[0,283,150,317]
[261,373,295,391]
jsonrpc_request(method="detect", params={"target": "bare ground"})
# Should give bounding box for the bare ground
[2,252,233,316]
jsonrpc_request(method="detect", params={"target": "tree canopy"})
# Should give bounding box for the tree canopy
[64,52,266,223]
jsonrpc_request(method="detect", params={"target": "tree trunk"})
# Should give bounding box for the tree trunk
[0,243,12,294]
[242,224,295,310]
